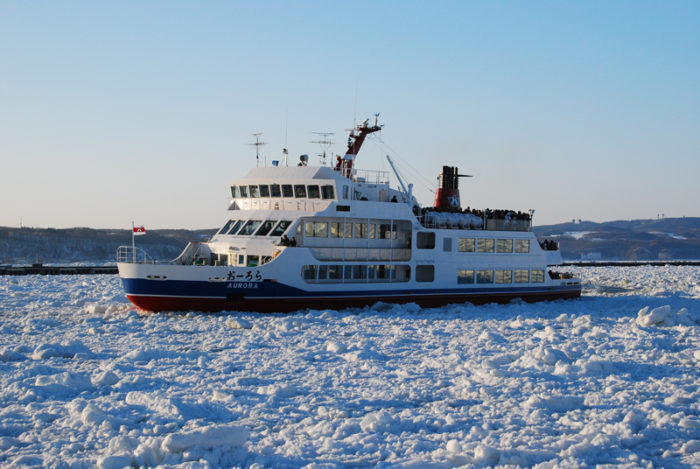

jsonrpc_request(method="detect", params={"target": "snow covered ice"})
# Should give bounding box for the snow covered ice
[1,266,699,468]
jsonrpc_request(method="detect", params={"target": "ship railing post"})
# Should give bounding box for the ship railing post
[131,221,135,263]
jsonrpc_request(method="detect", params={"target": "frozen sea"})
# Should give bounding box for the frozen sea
[1,266,699,468]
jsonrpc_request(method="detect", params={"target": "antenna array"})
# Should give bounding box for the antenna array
[310,132,334,165]
[249,133,267,167]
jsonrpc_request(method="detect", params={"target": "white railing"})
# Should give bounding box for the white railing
[116,246,154,264]
[350,168,391,184]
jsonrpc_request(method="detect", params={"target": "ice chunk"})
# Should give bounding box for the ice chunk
[32,340,91,359]
[525,395,585,412]
[681,440,700,454]
[97,454,132,469]
[161,423,249,452]
[92,370,119,388]
[326,341,347,354]
[85,303,108,315]
[227,317,252,329]
[473,445,500,465]
[360,410,397,433]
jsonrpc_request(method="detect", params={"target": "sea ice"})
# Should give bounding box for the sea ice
[0,266,698,467]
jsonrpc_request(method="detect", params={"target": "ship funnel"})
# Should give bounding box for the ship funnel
[433,166,472,210]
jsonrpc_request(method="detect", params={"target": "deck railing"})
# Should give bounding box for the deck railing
[116,246,154,264]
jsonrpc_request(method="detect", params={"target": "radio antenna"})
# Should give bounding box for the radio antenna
[310,132,334,165]
[249,132,267,168]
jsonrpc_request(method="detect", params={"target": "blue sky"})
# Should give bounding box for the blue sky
[1,1,699,229]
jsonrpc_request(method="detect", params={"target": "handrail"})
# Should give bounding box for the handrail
[116,246,154,264]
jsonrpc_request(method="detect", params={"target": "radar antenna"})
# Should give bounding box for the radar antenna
[310,132,334,165]
[249,133,267,168]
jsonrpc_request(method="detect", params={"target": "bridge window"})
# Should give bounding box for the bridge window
[230,186,238,198]
[218,219,238,235]
[531,270,545,283]
[457,269,475,284]
[239,185,249,198]
[270,220,291,236]
[249,185,259,198]
[307,185,320,199]
[259,184,270,197]
[270,184,281,197]
[239,220,261,236]
[458,238,475,252]
[255,220,276,236]
[515,239,530,253]
[227,220,245,235]
[514,269,529,283]
[477,239,495,253]
[282,184,293,197]
[477,270,494,284]
[294,185,306,198]
[322,185,335,199]
[496,270,512,283]
[496,239,513,253]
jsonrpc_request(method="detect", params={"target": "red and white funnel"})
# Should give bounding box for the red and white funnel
[433,166,472,210]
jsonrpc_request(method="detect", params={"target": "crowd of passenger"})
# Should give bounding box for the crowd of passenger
[540,239,558,250]
[417,206,532,221]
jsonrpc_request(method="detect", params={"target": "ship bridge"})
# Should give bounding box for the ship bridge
[228,165,402,212]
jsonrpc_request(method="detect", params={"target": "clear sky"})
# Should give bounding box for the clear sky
[2,1,699,229]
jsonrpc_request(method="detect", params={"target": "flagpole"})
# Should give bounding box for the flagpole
[132,221,135,263]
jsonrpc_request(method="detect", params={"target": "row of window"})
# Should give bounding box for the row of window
[217,219,291,237]
[456,238,530,253]
[417,233,531,254]
[300,264,546,285]
[207,252,274,267]
[302,264,410,283]
[458,269,545,284]
[301,220,406,240]
[231,184,335,200]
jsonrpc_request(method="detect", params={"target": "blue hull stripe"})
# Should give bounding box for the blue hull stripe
[121,278,580,300]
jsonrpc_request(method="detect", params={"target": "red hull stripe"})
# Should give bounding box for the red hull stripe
[127,289,581,313]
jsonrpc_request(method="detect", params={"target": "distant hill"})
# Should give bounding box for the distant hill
[534,217,700,260]
[2,217,699,264]
[0,227,217,264]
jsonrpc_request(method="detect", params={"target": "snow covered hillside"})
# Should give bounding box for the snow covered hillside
[1,267,699,468]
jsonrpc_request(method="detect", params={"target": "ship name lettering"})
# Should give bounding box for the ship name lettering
[227,282,259,289]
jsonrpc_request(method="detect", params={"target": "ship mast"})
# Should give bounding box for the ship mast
[335,113,382,178]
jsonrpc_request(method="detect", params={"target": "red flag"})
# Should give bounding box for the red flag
[133,226,146,236]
